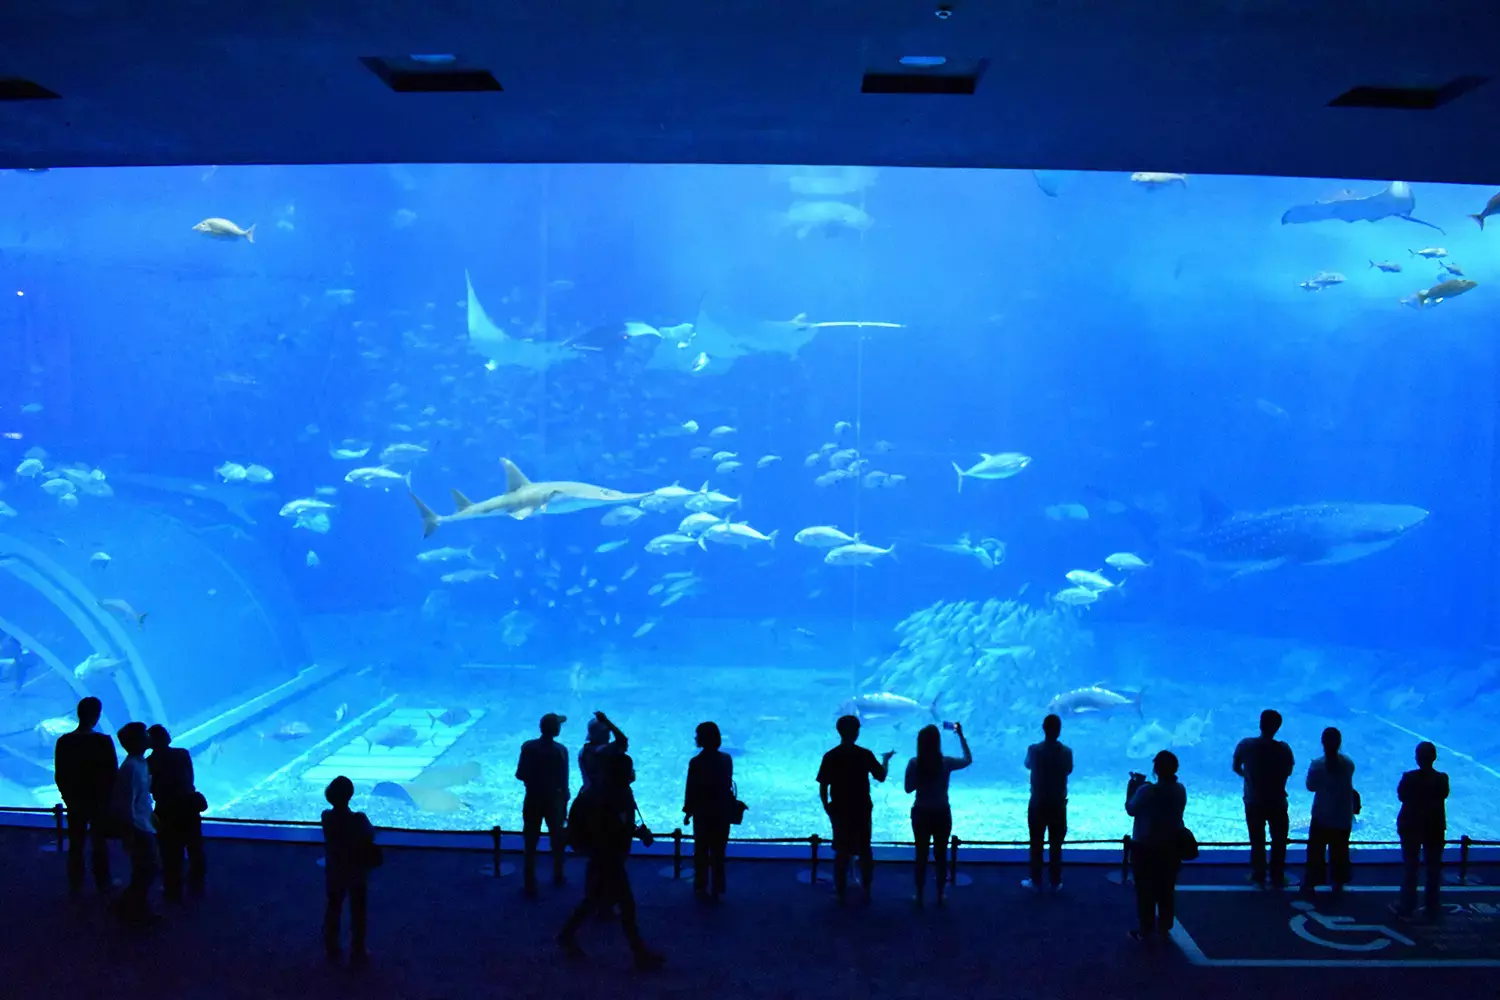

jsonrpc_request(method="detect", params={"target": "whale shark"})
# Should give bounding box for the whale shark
[1174,493,1428,577]
[410,458,652,537]
[465,271,581,371]
[1280,181,1445,234]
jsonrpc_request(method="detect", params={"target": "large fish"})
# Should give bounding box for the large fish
[411,459,653,537]
[1175,492,1428,578]
[1280,181,1444,234]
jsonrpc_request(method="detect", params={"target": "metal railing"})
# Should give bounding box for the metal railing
[6,803,1495,888]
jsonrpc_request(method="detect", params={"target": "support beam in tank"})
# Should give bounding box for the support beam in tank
[171,660,352,754]
[0,534,163,723]
[0,614,116,735]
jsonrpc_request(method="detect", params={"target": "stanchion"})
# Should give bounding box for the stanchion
[1447,834,1482,885]
[478,825,514,877]
[41,803,65,855]
[1107,835,1133,885]
[796,834,830,885]
[946,835,973,887]
[657,828,686,880]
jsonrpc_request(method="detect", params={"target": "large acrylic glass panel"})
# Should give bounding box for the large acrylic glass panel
[0,165,1494,847]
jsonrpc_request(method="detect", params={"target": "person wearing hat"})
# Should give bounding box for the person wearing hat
[516,712,570,896]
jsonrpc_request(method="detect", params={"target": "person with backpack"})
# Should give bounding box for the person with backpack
[1232,709,1296,888]
[1126,750,1187,942]
[321,776,379,963]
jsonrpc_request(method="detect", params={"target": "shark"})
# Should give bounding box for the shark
[1280,181,1445,234]
[410,458,653,538]
[1173,492,1428,577]
[465,271,581,372]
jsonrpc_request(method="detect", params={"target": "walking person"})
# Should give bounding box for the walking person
[516,712,570,896]
[1126,750,1187,942]
[817,715,894,905]
[321,776,378,963]
[558,750,664,969]
[1022,713,1072,891]
[683,721,734,902]
[147,725,206,901]
[54,696,117,895]
[1392,741,1449,920]
[1232,709,1296,888]
[110,722,158,923]
[904,721,971,906]
[1301,727,1357,897]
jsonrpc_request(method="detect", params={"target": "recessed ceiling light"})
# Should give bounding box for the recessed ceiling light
[408,54,457,65]
[899,55,948,68]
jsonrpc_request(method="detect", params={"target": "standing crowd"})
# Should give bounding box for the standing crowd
[48,696,1453,967]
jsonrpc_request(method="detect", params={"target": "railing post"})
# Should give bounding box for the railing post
[671,828,683,880]
[52,803,65,855]
[1122,835,1132,884]
[490,825,502,877]
[949,835,961,885]
[1460,834,1471,884]
[809,834,821,885]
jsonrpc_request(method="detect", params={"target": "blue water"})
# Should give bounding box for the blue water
[1,164,1496,847]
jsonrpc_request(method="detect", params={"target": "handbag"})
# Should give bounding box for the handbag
[1176,826,1199,862]
[728,782,748,826]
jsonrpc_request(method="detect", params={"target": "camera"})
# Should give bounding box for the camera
[635,823,655,848]
[1128,771,1146,783]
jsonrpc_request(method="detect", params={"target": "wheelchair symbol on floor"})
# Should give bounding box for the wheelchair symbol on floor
[1288,900,1416,952]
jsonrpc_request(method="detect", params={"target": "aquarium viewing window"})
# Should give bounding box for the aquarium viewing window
[0,161,1493,851]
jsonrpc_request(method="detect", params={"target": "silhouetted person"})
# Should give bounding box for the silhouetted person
[1393,741,1448,919]
[558,748,664,969]
[516,712,570,896]
[818,714,893,904]
[578,710,629,795]
[111,721,157,922]
[1127,750,1186,942]
[1301,727,1356,897]
[905,721,971,906]
[322,775,377,963]
[1023,713,1073,891]
[147,725,205,901]
[683,720,734,901]
[54,696,117,894]
[1233,708,1295,888]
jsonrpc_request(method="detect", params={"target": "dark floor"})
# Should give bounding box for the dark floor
[3,827,1492,1000]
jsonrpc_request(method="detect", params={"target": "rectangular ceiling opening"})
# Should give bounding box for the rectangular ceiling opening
[0,78,60,101]
[361,57,502,94]
[862,71,977,96]
[1328,76,1486,110]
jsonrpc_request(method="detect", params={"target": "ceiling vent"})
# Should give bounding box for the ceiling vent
[361,56,502,94]
[0,78,60,101]
[862,58,984,96]
[1328,76,1485,110]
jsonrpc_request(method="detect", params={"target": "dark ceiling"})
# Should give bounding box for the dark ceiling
[3,1,1499,182]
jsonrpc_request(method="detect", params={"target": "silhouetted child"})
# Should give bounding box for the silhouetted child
[1232,709,1296,888]
[321,776,378,963]
[516,712,570,896]
[111,721,158,923]
[147,724,206,901]
[1301,727,1356,897]
[54,696,117,894]
[1393,741,1448,919]
[683,721,735,901]
[818,715,893,904]
[905,721,971,906]
[1023,713,1072,891]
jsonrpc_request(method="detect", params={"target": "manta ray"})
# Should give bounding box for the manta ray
[109,472,276,525]
[1280,181,1445,233]
[465,271,581,371]
[410,458,652,537]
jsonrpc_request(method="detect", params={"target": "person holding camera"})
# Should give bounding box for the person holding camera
[1126,750,1187,942]
[818,714,894,904]
[558,719,664,970]
[904,721,972,906]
